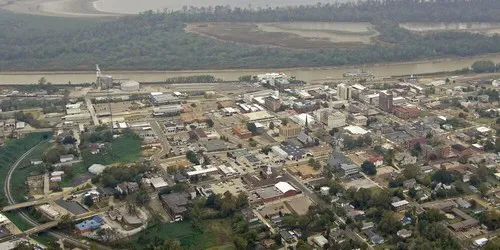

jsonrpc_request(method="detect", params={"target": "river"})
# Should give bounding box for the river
[1,55,500,85]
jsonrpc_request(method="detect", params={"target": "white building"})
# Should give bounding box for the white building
[121,80,140,91]
[337,84,352,100]
[88,164,107,175]
[314,109,346,129]
[243,90,278,103]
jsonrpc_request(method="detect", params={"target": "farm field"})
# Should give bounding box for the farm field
[399,22,500,36]
[185,22,378,49]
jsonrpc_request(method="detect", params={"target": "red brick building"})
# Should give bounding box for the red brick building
[393,106,421,119]
[232,125,253,139]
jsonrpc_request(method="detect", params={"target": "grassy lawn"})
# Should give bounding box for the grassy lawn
[131,219,234,250]
[10,140,51,202]
[0,132,51,205]
[476,117,495,125]
[81,132,142,166]
[60,132,142,188]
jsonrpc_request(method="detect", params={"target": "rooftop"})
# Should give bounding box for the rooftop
[344,125,369,135]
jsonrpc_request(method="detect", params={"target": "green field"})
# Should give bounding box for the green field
[81,132,142,166]
[0,132,51,205]
[131,219,235,250]
[60,132,142,187]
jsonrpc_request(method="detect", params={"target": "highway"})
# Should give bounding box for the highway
[2,141,110,250]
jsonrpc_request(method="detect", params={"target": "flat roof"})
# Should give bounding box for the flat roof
[344,125,369,135]
[150,177,169,188]
[186,167,219,176]
[244,110,275,121]
[391,200,409,207]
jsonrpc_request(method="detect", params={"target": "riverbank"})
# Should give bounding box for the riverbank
[0,0,122,17]
[0,53,499,85]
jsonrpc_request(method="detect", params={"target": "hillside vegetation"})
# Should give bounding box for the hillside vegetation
[1,0,500,71]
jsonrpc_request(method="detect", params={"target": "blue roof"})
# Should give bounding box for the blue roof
[75,216,103,231]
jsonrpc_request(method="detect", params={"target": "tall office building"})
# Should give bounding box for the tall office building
[337,84,351,100]
[379,90,394,112]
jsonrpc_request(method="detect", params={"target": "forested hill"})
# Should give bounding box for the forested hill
[169,0,500,23]
[2,0,500,71]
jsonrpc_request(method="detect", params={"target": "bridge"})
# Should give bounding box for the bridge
[1,199,50,212]
[12,209,107,237]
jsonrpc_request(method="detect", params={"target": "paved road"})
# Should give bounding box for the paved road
[150,120,172,162]
[85,97,100,125]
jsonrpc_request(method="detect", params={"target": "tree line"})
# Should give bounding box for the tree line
[2,1,500,71]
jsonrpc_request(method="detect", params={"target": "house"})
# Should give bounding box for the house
[312,235,329,248]
[391,200,409,212]
[89,143,105,154]
[97,187,115,198]
[59,154,75,163]
[83,190,100,203]
[75,216,104,233]
[340,164,360,178]
[365,230,384,245]
[174,173,188,183]
[88,164,106,175]
[150,177,169,190]
[368,156,383,167]
[160,192,190,221]
[280,230,295,244]
[403,179,416,189]
[115,182,139,195]
[456,198,472,209]
[397,229,412,239]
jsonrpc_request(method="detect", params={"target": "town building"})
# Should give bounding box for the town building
[379,90,394,112]
[391,200,409,212]
[188,129,208,141]
[337,84,352,100]
[393,105,421,119]
[150,93,181,105]
[75,216,104,233]
[160,192,190,221]
[59,154,75,163]
[279,123,302,138]
[254,182,299,202]
[340,164,359,178]
[264,96,281,112]
[232,125,253,139]
[314,108,346,129]
[152,105,183,117]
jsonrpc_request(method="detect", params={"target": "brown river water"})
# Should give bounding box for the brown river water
[1,54,500,85]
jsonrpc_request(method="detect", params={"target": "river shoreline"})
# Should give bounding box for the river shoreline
[1,53,499,85]
[1,52,499,75]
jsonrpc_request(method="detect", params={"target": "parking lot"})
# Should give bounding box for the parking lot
[209,177,248,196]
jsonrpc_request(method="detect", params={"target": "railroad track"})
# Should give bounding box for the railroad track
[2,141,100,249]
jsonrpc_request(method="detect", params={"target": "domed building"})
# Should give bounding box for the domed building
[121,80,140,92]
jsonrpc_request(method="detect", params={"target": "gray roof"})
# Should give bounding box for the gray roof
[279,142,306,158]
[55,200,88,215]
[161,193,189,214]
[329,152,352,168]
[340,164,358,171]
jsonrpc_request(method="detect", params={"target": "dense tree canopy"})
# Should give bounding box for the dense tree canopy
[2,0,500,71]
